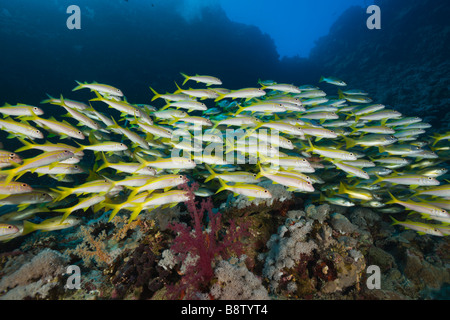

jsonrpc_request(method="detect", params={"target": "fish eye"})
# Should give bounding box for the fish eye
[74,165,79,169]
[7,225,12,229]
[22,183,27,187]
[117,89,120,92]
[428,177,432,180]
[78,131,82,134]
[9,153,14,157]
[33,107,38,110]
[349,153,354,156]
[307,182,311,185]
[179,175,183,179]
[36,130,40,134]
[264,190,268,193]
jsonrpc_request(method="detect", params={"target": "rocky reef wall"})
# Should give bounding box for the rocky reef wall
[309,0,450,131]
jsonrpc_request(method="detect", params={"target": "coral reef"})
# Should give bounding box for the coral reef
[209,256,269,300]
[0,249,68,299]
[0,197,448,300]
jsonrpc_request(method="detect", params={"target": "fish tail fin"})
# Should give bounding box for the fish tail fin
[40,94,55,104]
[390,216,400,226]
[180,72,190,86]
[22,220,39,236]
[338,182,348,195]
[2,168,19,184]
[72,80,84,91]
[149,87,161,102]
[258,152,270,165]
[51,187,72,201]
[349,123,358,134]
[337,89,345,100]
[223,136,237,154]
[96,153,110,172]
[431,134,441,146]
[319,76,325,83]
[372,174,384,185]
[174,82,182,94]
[211,120,220,130]
[57,208,72,224]
[59,94,68,108]
[74,141,86,153]
[15,138,33,152]
[386,191,399,205]
[128,204,144,223]
[255,161,266,179]
[204,164,217,183]
[103,202,125,222]
[128,186,144,199]
[235,103,245,115]
[319,192,326,203]
[306,138,315,153]
[378,146,386,154]
[160,103,171,111]
[214,93,226,102]
[89,90,103,102]
[215,177,228,194]
[343,136,356,149]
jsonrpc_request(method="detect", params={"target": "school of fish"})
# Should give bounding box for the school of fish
[0,73,449,242]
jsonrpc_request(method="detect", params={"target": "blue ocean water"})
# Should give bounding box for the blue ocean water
[0,0,448,302]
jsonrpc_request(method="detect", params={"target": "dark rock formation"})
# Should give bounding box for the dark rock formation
[310,0,450,131]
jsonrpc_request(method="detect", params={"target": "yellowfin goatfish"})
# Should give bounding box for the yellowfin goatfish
[205,164,259,184]
[306,139,357,160]
[180,73,222,86]
[386,192,449,218]
[128,190,191,221]
[73,81,124,97]
[53,194,106,222]
[41,94,89,111]
[215,88,266,102]
[390,217,444,236]
[1,150,75,183]
[23,216,80,235]
[0,104,44,116]
[374,174,440,187]
[415,184,450,198]
[22,114,85,140]
[174,83,219,100]
[216,178,272,200]
[319,76,347,86]
[128,174,189,197]
[0,117,44,139]
[257,164,314,192]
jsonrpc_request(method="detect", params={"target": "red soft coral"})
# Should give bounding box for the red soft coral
[167,182,250,299]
